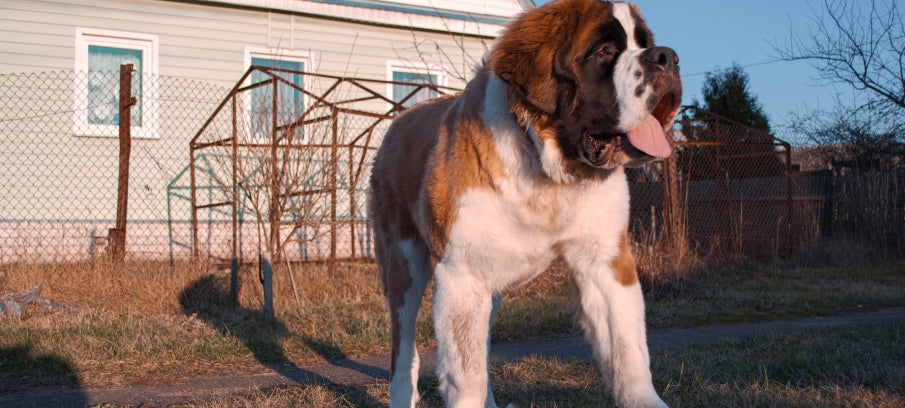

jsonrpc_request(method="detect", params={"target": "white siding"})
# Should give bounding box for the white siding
[0,0,506,260]
[378,0,525,16]
[204,0,524,36]
[0,0,501,86]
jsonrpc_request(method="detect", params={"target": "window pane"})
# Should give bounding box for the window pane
[87,45,142,126]
[392,71,438,108]
[250,57,305,140]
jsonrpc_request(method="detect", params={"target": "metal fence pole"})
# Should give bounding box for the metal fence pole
[348,144,356,259]
[109,64,136,265]
[269,75,281,258]
[784,142,793,254]
[330,108,338,270]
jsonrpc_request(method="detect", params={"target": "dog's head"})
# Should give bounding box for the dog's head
[490,0,682,169]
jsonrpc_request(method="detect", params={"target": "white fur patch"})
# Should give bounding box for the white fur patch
[612,3,639,50]
[612,3,652,132]
[483,76,538,178]
[389,240,430,408]
[484,76,573,183]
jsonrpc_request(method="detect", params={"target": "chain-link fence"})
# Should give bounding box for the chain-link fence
[2,71,901,264]
[1,70,228,262]
[628,107,904,258]
[0,68,454,263]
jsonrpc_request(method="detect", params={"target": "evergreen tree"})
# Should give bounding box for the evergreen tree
[679,64,785,180]
[696,64,771,134]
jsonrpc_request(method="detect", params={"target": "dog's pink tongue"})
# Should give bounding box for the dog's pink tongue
[626,115,672,158]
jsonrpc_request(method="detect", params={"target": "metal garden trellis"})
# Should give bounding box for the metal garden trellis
[188,66,456,268]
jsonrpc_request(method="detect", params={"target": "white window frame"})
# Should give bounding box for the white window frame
[242,47,314,143]
[73,28,160,139]
[386,61,447,111]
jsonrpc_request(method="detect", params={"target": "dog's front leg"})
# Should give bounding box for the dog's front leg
[433,262,495,408]
[566,241,667,408]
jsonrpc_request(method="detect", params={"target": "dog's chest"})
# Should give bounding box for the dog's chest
[443,170,630,288]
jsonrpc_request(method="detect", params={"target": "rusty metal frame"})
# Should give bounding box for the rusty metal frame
[189,66,456,263]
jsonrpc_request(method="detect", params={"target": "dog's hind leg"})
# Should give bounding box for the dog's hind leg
[383,238,432,408]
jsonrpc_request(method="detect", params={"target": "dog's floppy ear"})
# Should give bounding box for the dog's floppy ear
[490,4,578,116]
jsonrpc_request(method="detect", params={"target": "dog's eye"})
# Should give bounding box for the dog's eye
[591,43,619,61]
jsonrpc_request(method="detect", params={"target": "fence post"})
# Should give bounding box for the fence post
[269,74,281,258]
[784,142,793,254]
[230,93,240,307]
[260,252,274,319]
[109,64,136,265]
[348,145,356,259]
[330,108,338,271]
[662,129,682,250]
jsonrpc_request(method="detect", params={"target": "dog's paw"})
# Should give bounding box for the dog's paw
[629,395,668,408]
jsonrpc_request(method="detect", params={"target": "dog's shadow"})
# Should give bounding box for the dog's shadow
[178,273,385,405]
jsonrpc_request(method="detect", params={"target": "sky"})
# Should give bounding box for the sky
[535,0,847,144]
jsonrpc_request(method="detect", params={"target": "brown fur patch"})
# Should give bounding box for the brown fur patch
[419,68,507,256]
[610,231,638,286]
[490,0,616,116]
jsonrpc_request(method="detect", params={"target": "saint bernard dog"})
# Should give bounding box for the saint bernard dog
[369,0,681,406]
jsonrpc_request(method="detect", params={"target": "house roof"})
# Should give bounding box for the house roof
[190,0,532,37]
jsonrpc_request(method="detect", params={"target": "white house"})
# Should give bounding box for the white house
[0,0,531,262]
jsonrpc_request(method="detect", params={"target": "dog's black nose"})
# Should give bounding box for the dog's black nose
[642,47,679,72]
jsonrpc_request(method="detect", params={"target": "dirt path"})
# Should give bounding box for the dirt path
[4,307,904,408]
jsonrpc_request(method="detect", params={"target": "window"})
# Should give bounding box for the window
[387,62,445,110]
[244,48,311,142]
[74,28,159,138]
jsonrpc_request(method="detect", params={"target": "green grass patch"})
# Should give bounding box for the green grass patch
[645,262,905,328]
[184,322,905,407]
[654,321,905,407]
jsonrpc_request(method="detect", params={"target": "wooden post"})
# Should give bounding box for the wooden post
[110,64,136,265]
[230,93,240,306]
[661,129,682,250]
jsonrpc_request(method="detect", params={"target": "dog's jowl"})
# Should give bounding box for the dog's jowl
[369,0,681,407]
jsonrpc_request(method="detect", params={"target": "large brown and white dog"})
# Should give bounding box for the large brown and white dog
[369,0,681,407]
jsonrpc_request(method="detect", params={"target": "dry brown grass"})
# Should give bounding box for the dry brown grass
[2,242,903,394]
[630,226,704,289]
[0,259,383,317]
[0,259,392,388]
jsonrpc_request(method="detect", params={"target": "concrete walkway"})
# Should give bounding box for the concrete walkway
[3,307,904,408]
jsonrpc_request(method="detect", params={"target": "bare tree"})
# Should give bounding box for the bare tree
[224,67,333,262]
[773,0,904,118]
[390,10,492,85]
[786,106,904,172]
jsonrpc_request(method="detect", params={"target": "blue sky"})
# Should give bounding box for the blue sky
[535,0,845,143]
